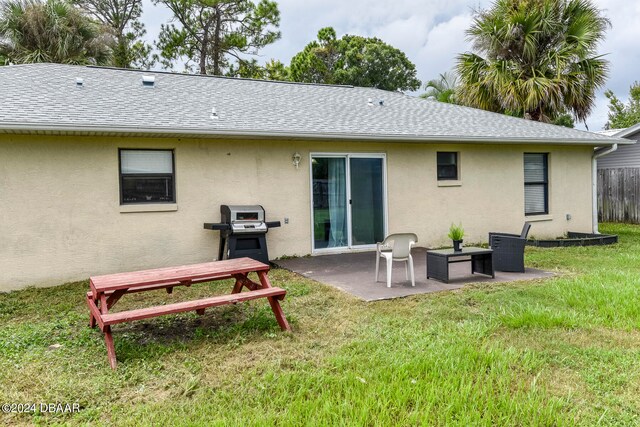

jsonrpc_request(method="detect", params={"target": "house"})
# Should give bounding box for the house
[597,124,640,168]
[596,123,640,223]
[0,64,628,291]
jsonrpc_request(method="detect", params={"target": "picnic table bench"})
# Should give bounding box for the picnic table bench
[86,257,290,369]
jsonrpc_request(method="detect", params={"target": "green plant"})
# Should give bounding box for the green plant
[448,223,465,241]
[0,0,113,66]
[456,0,610,125]
[289,26,421,91]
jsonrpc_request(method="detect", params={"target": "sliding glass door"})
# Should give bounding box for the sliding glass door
[312,157,348,249]
[350,157,385,246]
[311,154,386,251]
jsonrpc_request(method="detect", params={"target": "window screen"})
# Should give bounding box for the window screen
[119,149,175,204]
[437,152,458,180]
[524,153,548,215]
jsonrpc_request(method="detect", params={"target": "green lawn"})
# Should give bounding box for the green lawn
[2,223,640,425]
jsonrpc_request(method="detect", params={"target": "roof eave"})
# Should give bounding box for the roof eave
[613,122,640,139]
[0,123,629,146]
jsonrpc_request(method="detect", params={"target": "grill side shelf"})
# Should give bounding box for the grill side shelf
[203,223,230,231]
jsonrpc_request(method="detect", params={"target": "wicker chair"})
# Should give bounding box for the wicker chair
[488,223,531,272]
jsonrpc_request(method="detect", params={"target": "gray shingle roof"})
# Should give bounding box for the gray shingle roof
[0,63,627,145]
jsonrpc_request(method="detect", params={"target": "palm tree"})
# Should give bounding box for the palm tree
[421,72,458,103]
[456,0,610,124]
[0,0,112,65]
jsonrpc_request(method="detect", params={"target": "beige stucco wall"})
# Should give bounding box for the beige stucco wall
[0,134,594,291]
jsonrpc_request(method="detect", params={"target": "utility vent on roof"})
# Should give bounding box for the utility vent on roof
[76,78,84,87]
[142,75,155,87]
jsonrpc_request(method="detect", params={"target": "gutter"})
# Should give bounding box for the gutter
[0,123,630,146]
[592,144,618,233]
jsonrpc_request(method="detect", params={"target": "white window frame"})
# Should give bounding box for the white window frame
[309,152,388,254]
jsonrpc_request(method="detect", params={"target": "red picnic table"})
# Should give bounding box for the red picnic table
[86,257,290,369]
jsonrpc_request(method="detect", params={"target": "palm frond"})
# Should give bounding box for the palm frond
[456,0,609,123]
[0,0,112,65]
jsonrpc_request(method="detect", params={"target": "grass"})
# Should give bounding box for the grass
[1,223,640,425]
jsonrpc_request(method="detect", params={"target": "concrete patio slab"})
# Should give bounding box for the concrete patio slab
[274,247,553,301]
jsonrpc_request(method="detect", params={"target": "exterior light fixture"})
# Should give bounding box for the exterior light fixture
[292,152,301,169]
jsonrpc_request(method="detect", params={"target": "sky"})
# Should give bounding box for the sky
[140,0,640,131]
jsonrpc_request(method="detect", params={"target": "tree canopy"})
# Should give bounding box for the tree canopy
[226,58,288,80]
[420,69,574,127]
[289,27,421,92]
[420,71,575,128]
[421,72,458,103]
[456,0,610,125]
[605,82,640,130]
[0,0,112,65]
[154,0,280,75]
[73,0,152,69]
[552,113,575,128]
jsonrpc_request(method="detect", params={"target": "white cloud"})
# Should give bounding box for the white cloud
[257,0,479,67]
[414,14,473,81]
[141,0,171,46]
[583,0,640,130]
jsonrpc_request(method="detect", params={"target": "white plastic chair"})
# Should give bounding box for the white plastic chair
[375,233,418,288]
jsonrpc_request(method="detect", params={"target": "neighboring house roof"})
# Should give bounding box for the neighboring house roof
[595,124,640,139]
[0,63,628,145]
[594,122,640,169]
[608,123,640,140]
[596,129,624,137]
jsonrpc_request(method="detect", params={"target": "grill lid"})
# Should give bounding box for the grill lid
[221,205,265,223]
[204,204,280,236]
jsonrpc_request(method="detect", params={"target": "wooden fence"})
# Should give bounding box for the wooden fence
[598,168,640,223]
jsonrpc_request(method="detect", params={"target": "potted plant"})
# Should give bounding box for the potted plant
[448,223,465,252]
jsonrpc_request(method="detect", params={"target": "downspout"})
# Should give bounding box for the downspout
[592,144,618,233]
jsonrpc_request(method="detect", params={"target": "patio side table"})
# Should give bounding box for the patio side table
[426,247,494,283]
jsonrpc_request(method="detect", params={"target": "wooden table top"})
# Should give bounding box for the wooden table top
[90,257,269,293]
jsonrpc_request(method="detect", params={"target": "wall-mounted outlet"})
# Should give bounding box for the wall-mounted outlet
[284,217,289,224]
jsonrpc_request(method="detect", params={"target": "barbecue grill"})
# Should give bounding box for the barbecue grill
[203,205,281,264]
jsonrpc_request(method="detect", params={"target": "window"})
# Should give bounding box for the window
[437,152,458,180]
[524,153,548,215]
[119,149,175,204]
